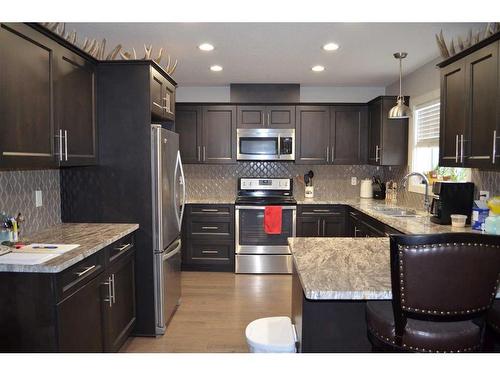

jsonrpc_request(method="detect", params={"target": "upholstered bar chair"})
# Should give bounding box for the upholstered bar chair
[366,233,500,353]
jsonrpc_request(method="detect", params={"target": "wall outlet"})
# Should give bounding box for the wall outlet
[479,190,490,201]
[35,190,43,207]
[351,177,358,186]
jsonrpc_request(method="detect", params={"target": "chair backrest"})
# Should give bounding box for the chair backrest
[390,233,500,320]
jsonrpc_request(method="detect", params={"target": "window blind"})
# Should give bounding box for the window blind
[415,102,440,147]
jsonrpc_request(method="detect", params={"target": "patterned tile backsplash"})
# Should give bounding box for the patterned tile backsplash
[0,170,61,235]
[184,162,385,202]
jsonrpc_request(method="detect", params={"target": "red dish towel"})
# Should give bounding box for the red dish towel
[264,206,282,235]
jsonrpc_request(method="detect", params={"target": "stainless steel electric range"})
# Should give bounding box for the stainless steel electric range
[234,177,296,274]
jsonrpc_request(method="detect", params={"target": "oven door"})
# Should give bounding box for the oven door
[235,205,296,254]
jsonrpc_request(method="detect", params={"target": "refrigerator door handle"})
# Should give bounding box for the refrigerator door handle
[163,239,182,260]
[174,150,186,231]
[178,151,187,230]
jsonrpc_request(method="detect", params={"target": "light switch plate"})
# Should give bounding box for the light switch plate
[351,177,357,186]
[35,190,43,207]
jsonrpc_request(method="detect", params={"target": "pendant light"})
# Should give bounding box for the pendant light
[388,52,411,119]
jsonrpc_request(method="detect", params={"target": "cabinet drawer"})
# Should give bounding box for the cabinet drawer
[190,220,231,236]
[190,242,231,260]
[55,251,105,301]
[298,205,345,216]
[189,205,233,216]
[106,234,135,264]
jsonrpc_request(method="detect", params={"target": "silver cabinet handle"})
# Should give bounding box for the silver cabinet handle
[64,130,68,161]
[331,147,334,163]
[201,208,218,212]
[455,134,459,163]
[354,227,361,237]
[202,250,219,254]
[153,102,163,109]
[115,243,131,252]
[267,113,270,127]
[202,226,219,230]
[460,134,464,163]
[313,209,330,213]
[57,129,63,161]
[75,264,96,277]
[375,145,380,162]
[493,130,497,164]
[111,273,116,304]
[326,146,330,163]
[197,146,201,161]
[322,219,326,235]
[317,220,321,236]
[203,146,206,162]
[102,276,113,307]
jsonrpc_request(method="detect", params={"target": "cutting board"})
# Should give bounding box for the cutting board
[15,244,80,254]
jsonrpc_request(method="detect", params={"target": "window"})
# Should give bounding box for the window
[409,98,470,194]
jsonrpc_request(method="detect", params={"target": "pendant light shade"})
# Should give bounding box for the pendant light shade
[388,52,411,119]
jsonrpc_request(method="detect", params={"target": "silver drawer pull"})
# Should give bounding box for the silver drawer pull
[115,243,131,251]
[201,209,218,212]
[312,209,331,212]
[75,265,96,277]
[202,226,219,230]
[202,250,219,254]
[102,276,113,307]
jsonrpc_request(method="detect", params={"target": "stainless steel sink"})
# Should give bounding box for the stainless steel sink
[372,206,418,217]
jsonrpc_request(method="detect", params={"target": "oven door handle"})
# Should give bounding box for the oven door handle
[235,205,296,210]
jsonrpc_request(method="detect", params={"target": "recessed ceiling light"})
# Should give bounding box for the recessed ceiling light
[210,65,223,72]
[312,65,325,72]
[198,43,214,51]
[323,42,339,51]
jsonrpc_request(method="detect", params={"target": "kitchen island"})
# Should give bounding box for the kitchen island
[289,236,500,352]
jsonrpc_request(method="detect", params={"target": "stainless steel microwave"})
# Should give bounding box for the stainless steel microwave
[237,128,295,161]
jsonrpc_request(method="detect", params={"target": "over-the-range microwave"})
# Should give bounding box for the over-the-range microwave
[236,128,295,161]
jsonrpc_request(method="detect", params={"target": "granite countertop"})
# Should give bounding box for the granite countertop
[0,223,139,273]
[289,237,392,300]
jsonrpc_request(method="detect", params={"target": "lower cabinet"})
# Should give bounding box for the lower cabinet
[182,204,235,271]
[296,205,347,237]
[0,233,136,352]
[348,209,402,237]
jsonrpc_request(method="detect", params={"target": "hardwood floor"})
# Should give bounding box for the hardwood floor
[121,271,292,353]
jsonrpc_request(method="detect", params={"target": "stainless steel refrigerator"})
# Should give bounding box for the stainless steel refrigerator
[151,125,186,335]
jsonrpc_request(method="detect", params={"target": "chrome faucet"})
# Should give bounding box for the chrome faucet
[400,172,431,212]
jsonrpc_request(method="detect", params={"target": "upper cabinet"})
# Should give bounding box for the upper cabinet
[0,23,98,169]
[0,23,56,169]
[367,96,409,166]
[176,104,236,164]
[296,105,368,165]
[439,38,499,170]
[237,105,295,129]
[150,66,175,122]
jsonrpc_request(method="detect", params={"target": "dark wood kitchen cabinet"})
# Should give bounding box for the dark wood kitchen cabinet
[237,105,295,128]
[182,204,235,271]
[151,67,175,121]
[54,49,97,166]
[296,205,347,237]
[0,23,56,169]
[176,104,236,164]
[348,209,402,237]
[296,105,367,165]
[367,96,409,166]
[0,233,137,352]
[295,106,331,164]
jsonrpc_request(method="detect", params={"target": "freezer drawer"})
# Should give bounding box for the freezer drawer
[235,254,292,274]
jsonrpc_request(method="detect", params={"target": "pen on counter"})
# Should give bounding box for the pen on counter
[32,245,58,249]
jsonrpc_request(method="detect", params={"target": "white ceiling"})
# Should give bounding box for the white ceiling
[67,22,484,87]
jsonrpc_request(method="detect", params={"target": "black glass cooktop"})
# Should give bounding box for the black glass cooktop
[235,196,297,206]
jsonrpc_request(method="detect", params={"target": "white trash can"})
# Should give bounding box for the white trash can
[245,316,296,353]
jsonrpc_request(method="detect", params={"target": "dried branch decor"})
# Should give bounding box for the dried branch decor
[40,22,178,76]
[435,23,500,60]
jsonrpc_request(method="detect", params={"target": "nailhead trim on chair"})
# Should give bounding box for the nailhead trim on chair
[368,326,480,353]
[398,244,500,315]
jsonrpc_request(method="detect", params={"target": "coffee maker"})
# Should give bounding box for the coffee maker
[430,182,474,225]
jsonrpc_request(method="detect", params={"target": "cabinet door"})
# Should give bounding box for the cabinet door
[296,217,321,237]
[368,100,382,165]
[439,60,467,167]
[202,105,237,164]
[465,41,499,169]
[55,51,97,166]
[151,70,165,120]
[266,105,296,128]
[102,252,136,352]
[237,105,266,128]
[0,23,56,169]
[322,216,346,237]
[330,106,368,164]
[56,275,104,352]
[296,106,330,164]
[380,97,408,166]
[176,105,202,163]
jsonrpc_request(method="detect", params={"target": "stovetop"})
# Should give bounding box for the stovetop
[235,196,297,206]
